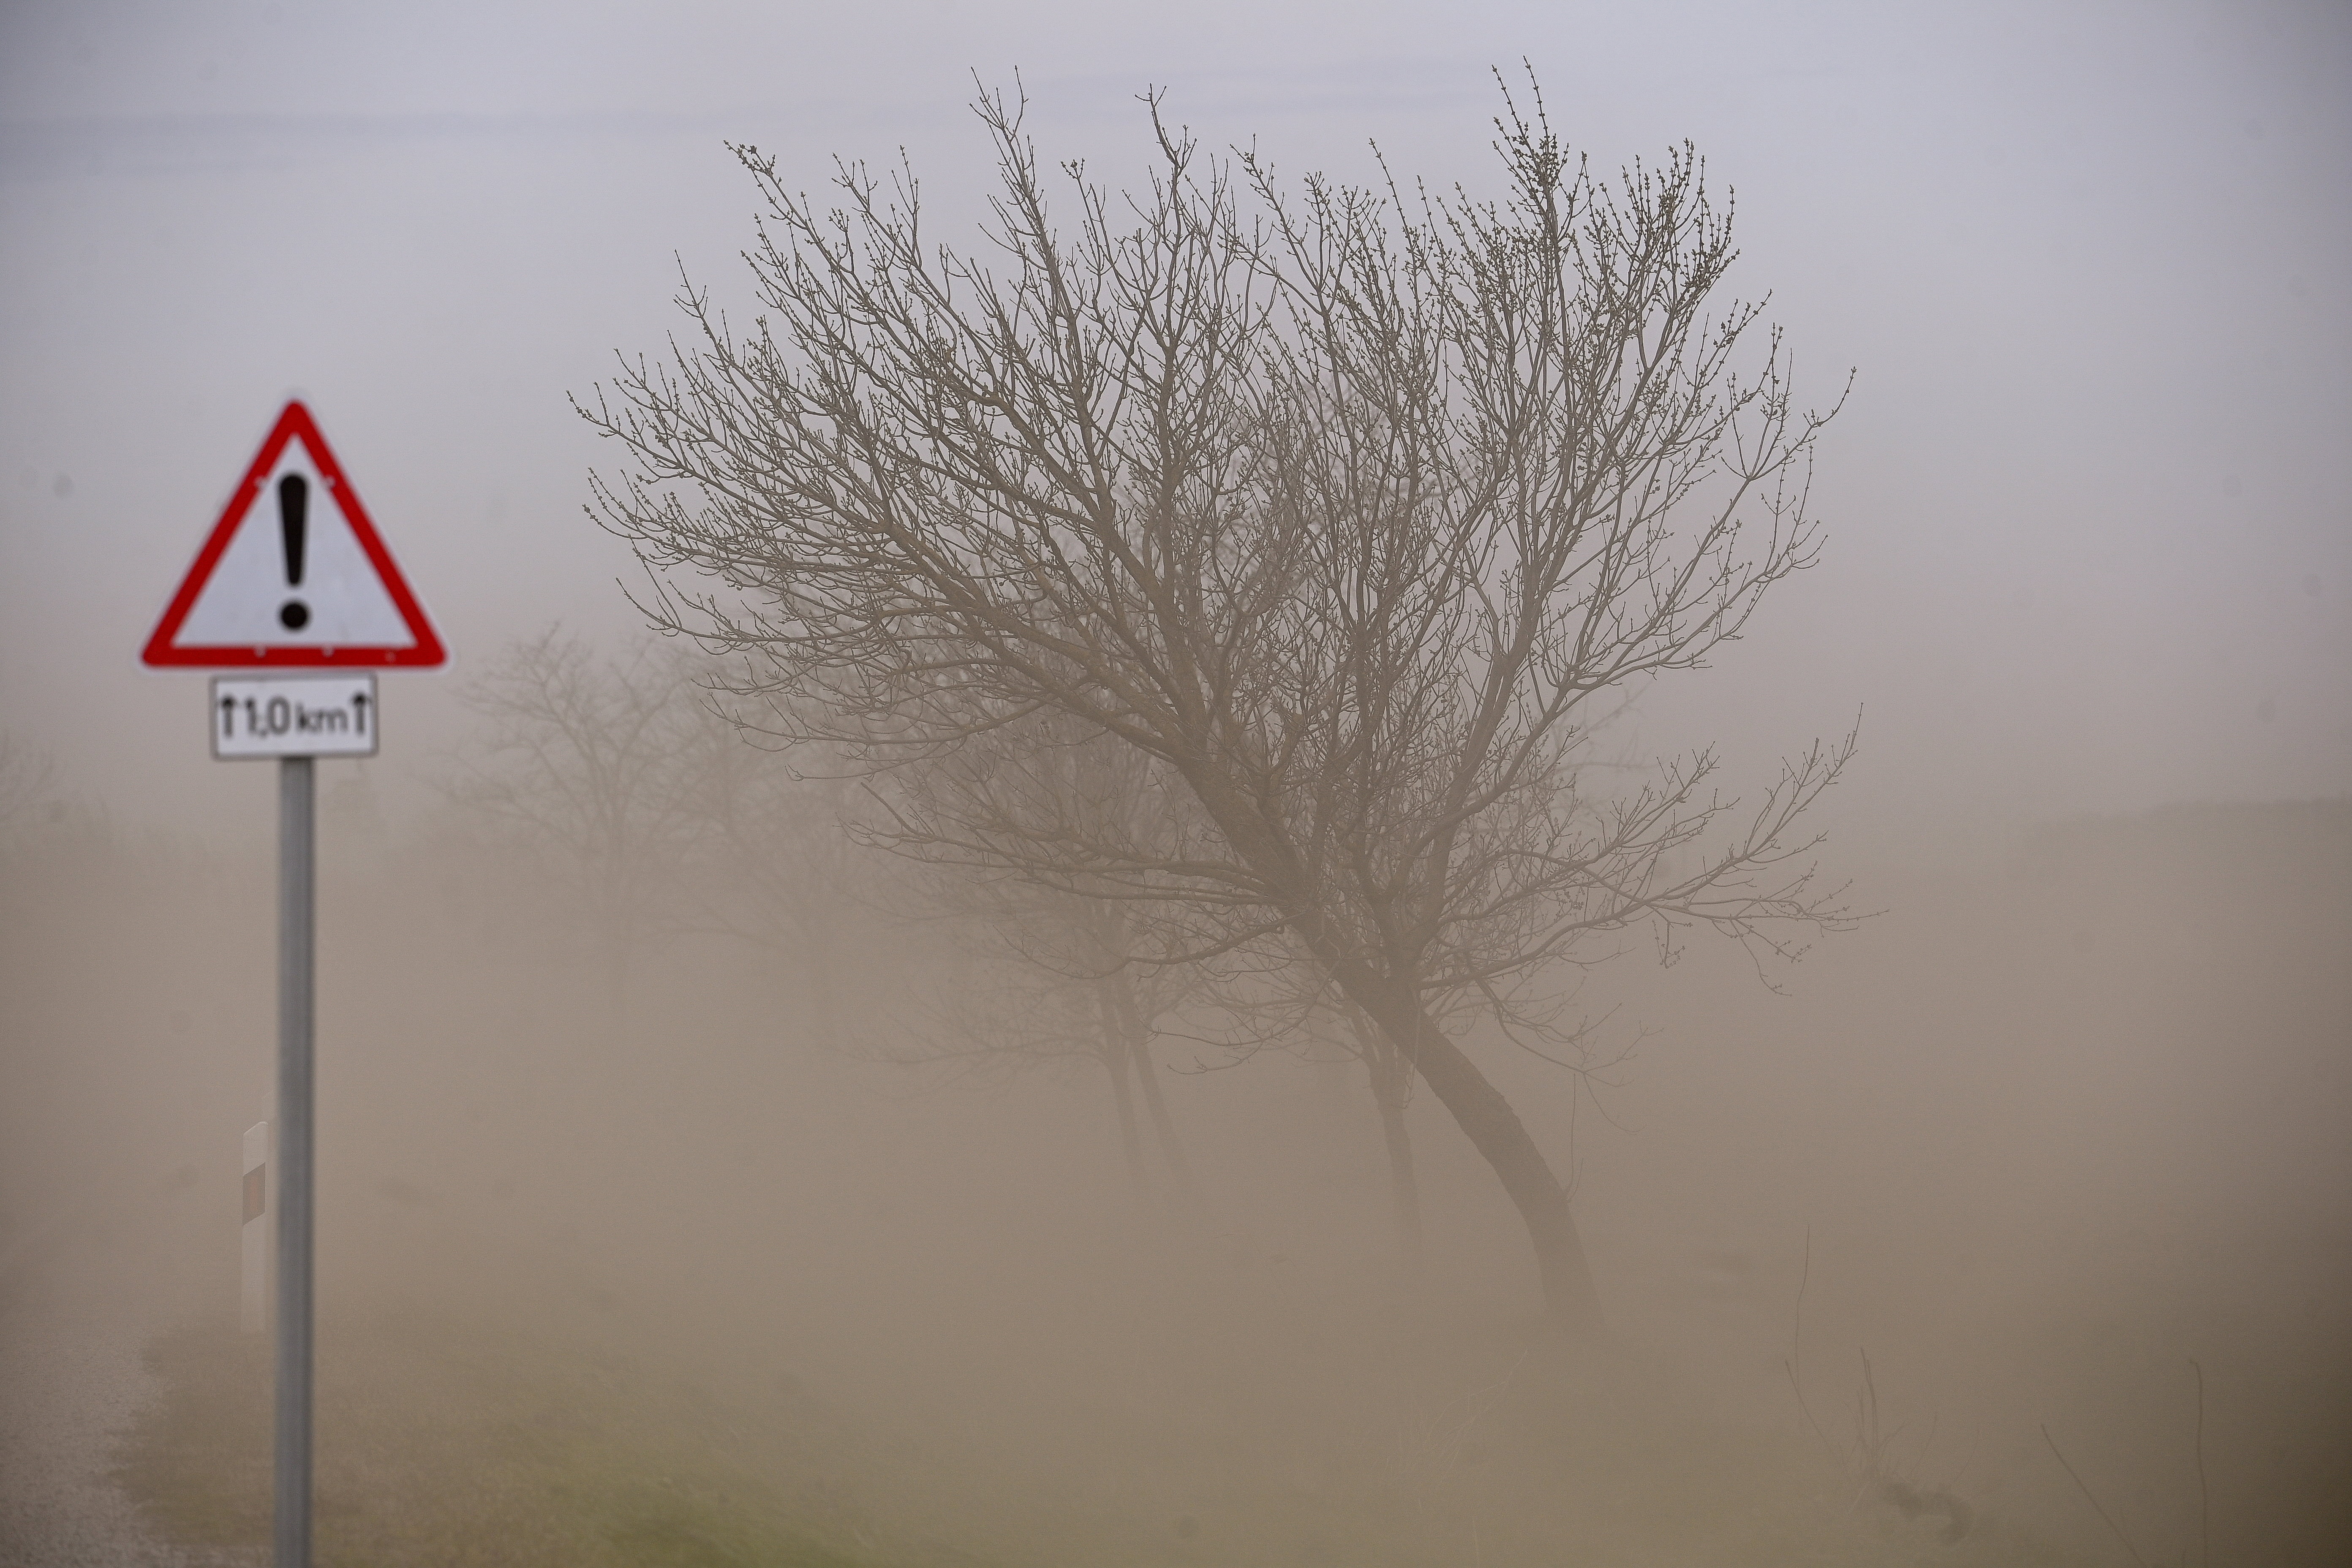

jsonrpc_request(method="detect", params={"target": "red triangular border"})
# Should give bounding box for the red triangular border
[142,401,446,667]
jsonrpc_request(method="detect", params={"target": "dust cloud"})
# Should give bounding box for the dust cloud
[3,720,2346,1562]
[3,3,2349,1564]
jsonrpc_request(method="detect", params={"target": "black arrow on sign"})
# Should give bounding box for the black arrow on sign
[351,691,369,735]
[220,694,237,739]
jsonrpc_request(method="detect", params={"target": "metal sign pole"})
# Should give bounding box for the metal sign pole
[142,400,443,1566]
[275,754,315,1568]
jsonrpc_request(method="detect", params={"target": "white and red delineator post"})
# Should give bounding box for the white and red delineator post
[242,1122,269,1333]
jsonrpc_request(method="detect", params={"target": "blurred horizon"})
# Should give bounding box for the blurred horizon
[3,4,2347,1563]
[3,0,2347,849]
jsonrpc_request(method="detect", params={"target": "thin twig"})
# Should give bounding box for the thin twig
[1848,1348,1884,1513]
[1783,1225,1839,1464]
[1791,1225,1809,1370]
[2042,1423,2148,1568]
[2189,1359,2208,1568]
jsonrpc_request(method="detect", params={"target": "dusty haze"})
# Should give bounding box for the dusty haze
[3,2,2348,1563]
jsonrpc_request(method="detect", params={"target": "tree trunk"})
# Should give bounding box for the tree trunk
[1180,782,1601,1327]
[1339,998,1423,1269]
[1374,1074,1424,1271]
[1109,971,1195,1203]
[1367,1044,1425,1271]
[1354,986,1601,1330]
[597,922,632,1044]
[1097,985,1152,1210]
[794,908,841,1047]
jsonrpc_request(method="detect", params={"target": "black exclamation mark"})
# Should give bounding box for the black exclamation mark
[277,474,310,631]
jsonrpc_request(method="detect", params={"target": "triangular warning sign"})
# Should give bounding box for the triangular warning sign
[142,401,446,667]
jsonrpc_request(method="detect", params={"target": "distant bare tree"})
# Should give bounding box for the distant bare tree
[1283,955,1430,1267]
[858,713,1200,1206]
[668,706,872,1046]
[446,629,710,1019]
[885,875,1199,1211]
[582,74,1854,1327]
[862,701,1434,1241]
[0,734,60,843]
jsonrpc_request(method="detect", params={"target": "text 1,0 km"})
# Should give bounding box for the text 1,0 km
[210,674,379,759]
[226,694,357,739]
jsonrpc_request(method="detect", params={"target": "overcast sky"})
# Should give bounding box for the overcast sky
[2,0,2345,852]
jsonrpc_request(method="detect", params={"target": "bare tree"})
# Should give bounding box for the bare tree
[882,873,1198,1213]
[446,628,710,1021]
[857,713,1202,1206]
[1290,957,1429,1268]
[581,75,1853,1327]
[0,734,60,844]
[1087,897,1198,1207]
[669,704,873,1047]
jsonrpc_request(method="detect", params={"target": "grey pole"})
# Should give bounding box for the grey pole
[275,754,314,1568]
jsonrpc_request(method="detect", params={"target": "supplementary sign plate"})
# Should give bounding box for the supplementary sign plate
[144,401,446,667]
[212,674,379,759]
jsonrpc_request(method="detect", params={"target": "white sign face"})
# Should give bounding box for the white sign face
[142,401,446,669]
[174,441,417,650]
[211,674,379,759]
